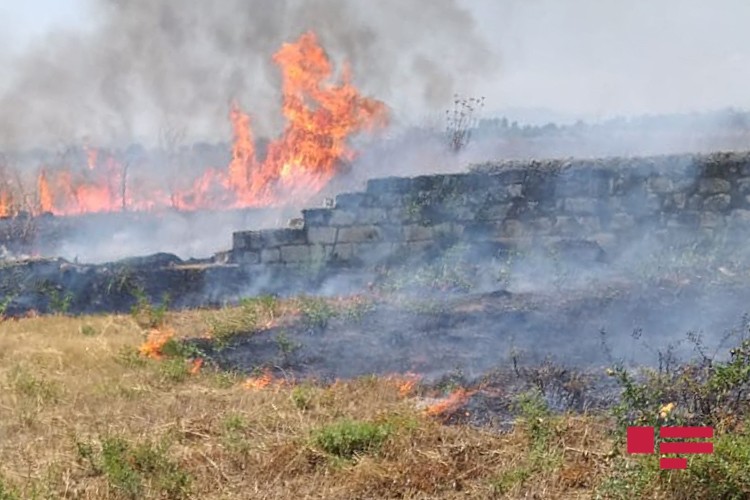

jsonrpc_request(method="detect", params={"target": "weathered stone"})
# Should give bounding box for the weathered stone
[355,208,388,224]
[354,243,394,264]
[731,209,750,222]
[564,198,598,214]
[476,203,511,221]
[530,217,554,232]
[264,229,307,247]
[280,245,310,263]
[336,225,383,243]
[553,216,583,235]
[662,193,687,211]
[507,184,524,198]
[307,226,337,245]
[329,210,357,226]
[687,195,704,210]
[703,194,731,211]
[403,224,433,241]
[287,218,304,229]
[648,176,674,193]
[501,219,525,238]
[233,250,260,265]
[737,178,750,194]
[578,217,601,232]
[261,248,281,263]
[699,178,731,194]
[609,213,635,231]
[232,231,253,250]
[310,244,329,262]
[700,211,724,228]
[302,208,332,226]
[366,177,413,194]
[592,233,617,253]
[334,192,370,209]
[331,243,354,260]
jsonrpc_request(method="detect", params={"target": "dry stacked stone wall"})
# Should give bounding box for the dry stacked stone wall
[226,152,750,269]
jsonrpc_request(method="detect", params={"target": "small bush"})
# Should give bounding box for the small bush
[78,435,191,499]
[291,385,316,411]
[0,476,19,500]
[297,296,337,331]
[130,288,169,329]
[312,419,392,459]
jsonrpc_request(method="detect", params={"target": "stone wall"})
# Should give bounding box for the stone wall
[224,151,750,269]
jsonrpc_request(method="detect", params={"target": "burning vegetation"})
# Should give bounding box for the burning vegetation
[2,32,387,218]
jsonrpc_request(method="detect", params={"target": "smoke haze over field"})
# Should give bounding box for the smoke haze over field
[2,1,750,148]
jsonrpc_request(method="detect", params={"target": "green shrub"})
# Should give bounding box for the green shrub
[77,435,191,499]
[312,419,392,459]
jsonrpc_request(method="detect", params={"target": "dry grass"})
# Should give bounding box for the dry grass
[0,307,653,499]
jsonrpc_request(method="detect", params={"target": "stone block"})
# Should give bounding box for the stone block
[507,183,524,198]
[699,178,731,194]
[264,229,307,247]
[403,224,433,241]
[331,243,354,260]
[355,208,388,224]
[366,177,414,195]
[233,250,260,265]
[501,219,525,238]
[609,213,636,231]
[703,194,731,211]
[232,231,253,250]
[700,212,725,228]
[329,210,357,226]
[564,197,599,214]
[261,248,281,263]
[648,176,674,193]
[335,192,370,209]
[737,178,750,194]
[307,226,337,245]
[302,208,332,226]
[475,203,511,221]
[310,244,329,262]
[280,245,311,263]
[354,243,395,264]
[336,225,383,243]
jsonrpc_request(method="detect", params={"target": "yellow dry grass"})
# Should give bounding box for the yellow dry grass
[0,310,617,499]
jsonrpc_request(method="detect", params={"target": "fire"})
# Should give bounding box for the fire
[138,327,175,360]
[243,369,285,390]
[23,31,387,216]
[386,372,421,397]
[189,358,204,375]
[424,388,474,418]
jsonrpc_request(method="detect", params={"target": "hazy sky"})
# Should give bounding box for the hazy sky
[1,0,750,145]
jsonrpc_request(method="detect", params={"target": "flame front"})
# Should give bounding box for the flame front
[424,388,474,418]
[13,31,387,217]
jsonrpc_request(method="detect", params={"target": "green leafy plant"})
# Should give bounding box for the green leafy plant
[312,419,392,460]
[76,435,191,499]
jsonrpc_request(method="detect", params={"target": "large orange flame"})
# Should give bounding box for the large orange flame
[22,31,387,216]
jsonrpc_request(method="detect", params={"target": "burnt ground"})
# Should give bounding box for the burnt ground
[187,279,750,429]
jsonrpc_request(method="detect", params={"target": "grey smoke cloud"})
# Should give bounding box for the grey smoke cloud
[0,0,497,149]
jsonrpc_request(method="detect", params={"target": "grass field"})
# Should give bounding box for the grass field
[0,296,749,499]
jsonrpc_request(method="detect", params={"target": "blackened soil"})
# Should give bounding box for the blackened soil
[190,281,750,427]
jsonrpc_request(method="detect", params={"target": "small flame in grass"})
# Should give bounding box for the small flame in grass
[243,369,286,391]
[385,372,421,397]
[189,358,204,375]
[138,327,175,360]
[425,388,474,417]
